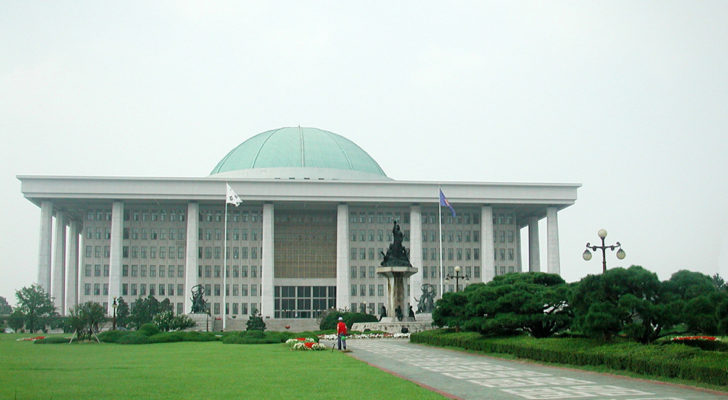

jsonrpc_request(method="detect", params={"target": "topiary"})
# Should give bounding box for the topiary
[246,314,266,331]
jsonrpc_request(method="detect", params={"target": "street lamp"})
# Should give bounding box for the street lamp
[583,229,626,273]
[112,297,118,330]
[446,266,469,292]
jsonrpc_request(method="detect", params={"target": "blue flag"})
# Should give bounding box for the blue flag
[439,189,456,217]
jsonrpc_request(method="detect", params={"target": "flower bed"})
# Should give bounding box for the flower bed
[318,332,410,341]
[290,341,327,351]
[669,336,726,352]
[16,336,46,342]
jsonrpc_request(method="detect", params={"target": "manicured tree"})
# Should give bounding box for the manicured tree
[115,297,131,329]
[463,273,572,338]
[571,266,676,343]
[717,296,728,334]
[665,270,721,334]
[8,309,24,332]
[67,302,106,341]
[432,290,470,331]
[246,313,266,331]
[15,285,56,333]
[130,295,161,329]
[0,296,12,315]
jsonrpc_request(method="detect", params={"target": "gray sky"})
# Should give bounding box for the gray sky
[2,1,727,304]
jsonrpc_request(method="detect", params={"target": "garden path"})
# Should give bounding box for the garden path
[337,339,727,400]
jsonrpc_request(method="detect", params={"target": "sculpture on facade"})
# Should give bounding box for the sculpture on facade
[190,284,207,314]
[415,283,436,313]
[380,221,412,267]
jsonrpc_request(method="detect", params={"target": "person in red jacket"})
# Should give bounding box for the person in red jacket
[336,316,347,351]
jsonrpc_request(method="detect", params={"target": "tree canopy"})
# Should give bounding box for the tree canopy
[15,285,57,333]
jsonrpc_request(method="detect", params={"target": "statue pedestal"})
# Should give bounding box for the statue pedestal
[185,313,211,332]
[376,266,417,320]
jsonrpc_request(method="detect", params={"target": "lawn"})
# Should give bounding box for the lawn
[0,334,445,400]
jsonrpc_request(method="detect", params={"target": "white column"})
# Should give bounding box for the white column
[184,202,199,314]
[528,216,541,272]
[335,204,350,310]
[65,220,80,314]
[37,201,53,293]
[260,203,275,318]
[107,201,124,315]
[52,211,66,314]
[547,207,560,275]
[516,227,522,271]
[408,205,423,310]
[481,206,495,283]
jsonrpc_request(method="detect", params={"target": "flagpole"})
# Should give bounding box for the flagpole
[438,187,444,298]
[223,197,228,331]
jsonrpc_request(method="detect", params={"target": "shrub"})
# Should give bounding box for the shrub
[411,329,728,386]
[98,330,129,343]
[34,336,72,344]
[246,314,266,331]
[139,323,160,336]
[116,332,150,344]
[319,310,378,330]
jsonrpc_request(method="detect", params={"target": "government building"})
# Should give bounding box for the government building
[19,127,579,323]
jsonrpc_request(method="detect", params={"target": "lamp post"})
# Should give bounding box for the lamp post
[112,297,118,330]
[583,229,626,273]
[446,266,469,292]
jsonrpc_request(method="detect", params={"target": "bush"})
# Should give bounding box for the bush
[246,314,266,331]
[319,310,378,330]
[411,329,728,386]
[116,332,150,345]
[221,330,300,345]
[139,323,160,336]
[98,330,129,343]
[34,336,72,344]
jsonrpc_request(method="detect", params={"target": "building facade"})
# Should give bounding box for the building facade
[19,127,579,321]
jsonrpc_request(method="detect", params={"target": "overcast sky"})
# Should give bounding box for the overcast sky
[2,1,727,304]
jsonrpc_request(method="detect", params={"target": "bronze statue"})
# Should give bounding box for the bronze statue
[380,221,412,267]
[190,284,207,314]
[415,284,436,313]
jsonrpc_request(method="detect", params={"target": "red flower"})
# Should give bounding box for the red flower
[304,342,314,349]
[296,337,306,341]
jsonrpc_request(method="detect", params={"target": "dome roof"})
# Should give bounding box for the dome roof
[209,127,389,180]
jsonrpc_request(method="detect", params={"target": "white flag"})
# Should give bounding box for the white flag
[226,183,242,206]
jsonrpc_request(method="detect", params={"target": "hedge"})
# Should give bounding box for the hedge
[411,329,728,386]
[34,337,73,344]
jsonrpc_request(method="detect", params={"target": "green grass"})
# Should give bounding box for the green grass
[0,334,445,400]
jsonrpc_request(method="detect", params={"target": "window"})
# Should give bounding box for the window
[84,284,91,295]
[131,284,137,296]
[159,266,166,278]
[508,248,514,261]
[351,285,357,296]
[251,247,257,259]
[140,284,147,296]
[360,285,366,296]
[121,284,127,296]
[205,266,211,278]
[368,285,375,297]
[178,265,184,278]
[474,248,480,260]
[169,284,175,296]
[377,284,384,296]
[159,284,165,296]
[241,265,248,278]
[122,265,129,277]
[169,265,175,277]
[241,284,248,296]
[214,265,221,278]
[94,265,101,277]
[131,265,138,277]
[360,267,366,279]
[368,266,375,278]
[251,284,257,296]
[84,265,91,277]
[150,265,156,277]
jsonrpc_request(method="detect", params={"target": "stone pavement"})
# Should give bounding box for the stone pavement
[338,339,727,400]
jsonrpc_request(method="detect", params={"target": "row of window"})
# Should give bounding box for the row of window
[199,210,259,223]
[349,212,410,225]
[422,247,481,261]
[123,209,186,223]
[198,265,260,279]
[421,265,482,279]
[350,230,404,243]
[199,228,259,242]
[122,228,186,241]
[350,284,386,297]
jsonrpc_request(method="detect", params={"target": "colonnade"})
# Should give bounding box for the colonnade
[37,200,561,317]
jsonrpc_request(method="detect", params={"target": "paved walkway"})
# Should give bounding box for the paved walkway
[337,339,727,400]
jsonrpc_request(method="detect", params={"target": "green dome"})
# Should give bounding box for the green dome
[209,127,388,180]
